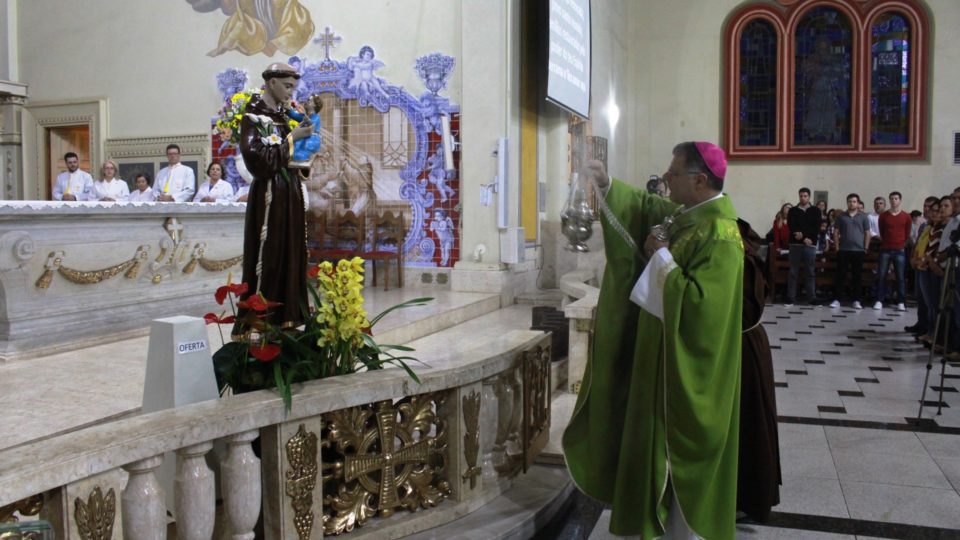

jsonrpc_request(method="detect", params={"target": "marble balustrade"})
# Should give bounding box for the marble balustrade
[0,201,246,361]
[0,328,551,539]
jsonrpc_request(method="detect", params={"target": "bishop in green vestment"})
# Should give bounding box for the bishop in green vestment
[563,142,744,539]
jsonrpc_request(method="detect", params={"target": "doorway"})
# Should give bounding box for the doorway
[46,125,90,200]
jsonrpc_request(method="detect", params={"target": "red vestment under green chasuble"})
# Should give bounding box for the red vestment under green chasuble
[563,179,744,539]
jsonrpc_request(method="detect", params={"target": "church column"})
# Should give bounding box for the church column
[0,0,27,201]
[453,0,523,301]
[0,90,27,201]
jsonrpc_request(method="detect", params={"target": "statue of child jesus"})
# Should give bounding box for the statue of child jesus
[287,94,323,168]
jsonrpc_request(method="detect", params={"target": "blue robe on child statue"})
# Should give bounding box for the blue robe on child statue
[287,96,322,166]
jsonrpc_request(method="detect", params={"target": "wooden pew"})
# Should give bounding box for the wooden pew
[766,245,887,303]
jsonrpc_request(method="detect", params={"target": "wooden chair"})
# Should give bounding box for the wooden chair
[363,211,404,290]
[310,211,365,263]
[306,212,327,261]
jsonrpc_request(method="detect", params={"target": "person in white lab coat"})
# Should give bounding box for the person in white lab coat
[193,161,235,202]
[91,160,130,202]
[155,144,196,202]
[52,152,94,201]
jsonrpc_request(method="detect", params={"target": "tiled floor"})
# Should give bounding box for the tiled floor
[580,303,960,539]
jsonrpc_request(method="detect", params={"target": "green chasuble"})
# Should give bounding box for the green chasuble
[562,179,744,539]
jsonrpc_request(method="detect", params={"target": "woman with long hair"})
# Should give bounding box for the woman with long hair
[772,203,792,251]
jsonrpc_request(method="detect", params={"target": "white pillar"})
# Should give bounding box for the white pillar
[122,455,167,540]
[221,430,261,540]
[174,442,215,540]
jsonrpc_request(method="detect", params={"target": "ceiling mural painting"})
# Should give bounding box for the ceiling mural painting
[187,0,315,57]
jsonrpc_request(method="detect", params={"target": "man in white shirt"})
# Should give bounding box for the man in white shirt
[52,152,94,201]
[91,160,130,202]
[868,196,885,239]
[154,144,196,202]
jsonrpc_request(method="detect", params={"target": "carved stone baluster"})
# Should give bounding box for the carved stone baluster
[174,442,215,540]
[504,364,525,461]
[221,430,261,540]
[479,377,500,480]
[121,455,166,540]
[492,367,515,472]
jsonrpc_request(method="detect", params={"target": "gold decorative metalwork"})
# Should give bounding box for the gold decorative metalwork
[181,243,202,274]
[0,494,42,522]
[461,390,481,489]
[522,344,552,471]
[285,424,319,540]
[198,254,243,272]
[125,248,147,279]
[74,486,116,540]
[321,393,450,535]
[35,247,149,288]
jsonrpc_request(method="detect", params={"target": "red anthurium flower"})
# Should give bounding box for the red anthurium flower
[204,313,238,325]
[250,343,281,362]
[215,287,230,305]
[238,295,267,312]
[307,265,320,278]
[215,282,250,305]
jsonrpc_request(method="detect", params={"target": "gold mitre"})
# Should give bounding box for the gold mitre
[261,62,301,80]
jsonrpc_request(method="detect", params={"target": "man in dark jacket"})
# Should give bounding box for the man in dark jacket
[786,187,823,306]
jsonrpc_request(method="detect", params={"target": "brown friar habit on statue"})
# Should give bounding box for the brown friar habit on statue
[736,219,782,522]
[233,93,308,333]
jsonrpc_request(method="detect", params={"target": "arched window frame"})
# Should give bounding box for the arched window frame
[723,0,929,160]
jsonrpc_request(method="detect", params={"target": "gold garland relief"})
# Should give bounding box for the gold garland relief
[285,424,319,540]
[74,486,116,540]
[35,247,148,289]
[461,390,482,489]
[198,254,243,272]
[321,393,451,535]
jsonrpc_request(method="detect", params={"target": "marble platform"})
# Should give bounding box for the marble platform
[0,288,503,452]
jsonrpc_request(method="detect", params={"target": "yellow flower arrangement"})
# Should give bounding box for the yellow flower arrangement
[214,89,258,146]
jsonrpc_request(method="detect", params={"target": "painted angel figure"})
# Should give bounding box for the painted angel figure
[426,152,455,203]
[430,209,455,266]
[346,46,390,105]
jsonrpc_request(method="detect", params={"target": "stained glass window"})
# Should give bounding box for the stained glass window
[794,7,853,146]
[870,13,911,145]
[738,19,778,146]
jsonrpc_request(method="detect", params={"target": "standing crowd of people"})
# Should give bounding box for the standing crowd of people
[51,144,249,203]
[768,187,960,358]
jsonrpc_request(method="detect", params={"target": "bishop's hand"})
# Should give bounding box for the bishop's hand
[644,233,669,260]
[582,159,609,190]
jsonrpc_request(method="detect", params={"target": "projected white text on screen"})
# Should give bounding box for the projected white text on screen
[547,0,590,117]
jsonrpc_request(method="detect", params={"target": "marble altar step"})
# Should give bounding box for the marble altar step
[402,465,574,540]
[516,288,565,308]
